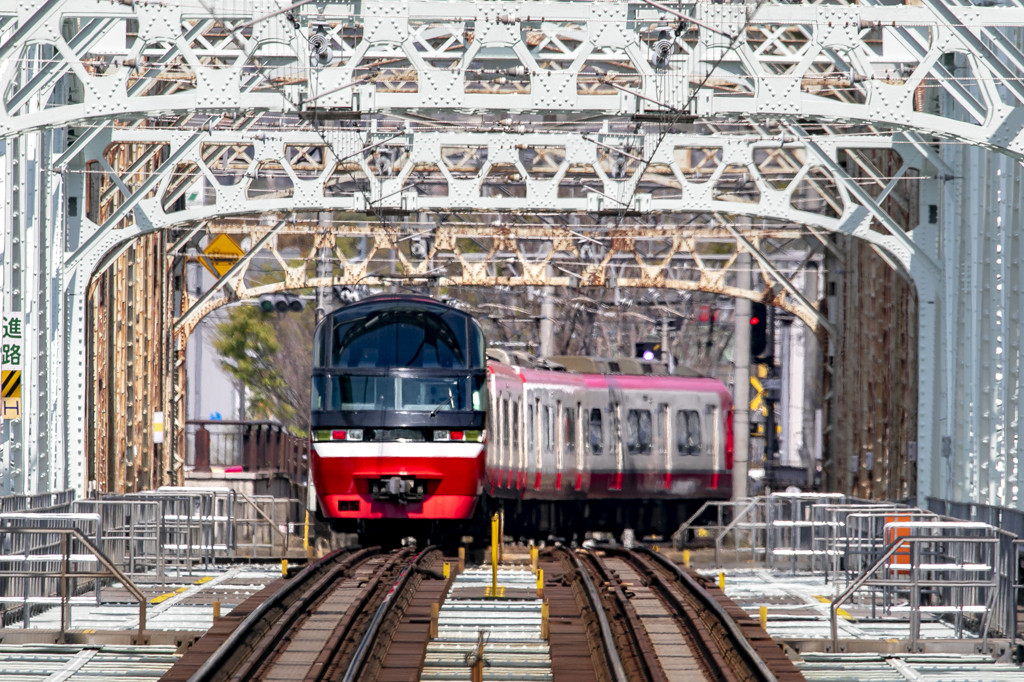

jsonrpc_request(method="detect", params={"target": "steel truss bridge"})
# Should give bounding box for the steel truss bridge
[0,0,1020,512]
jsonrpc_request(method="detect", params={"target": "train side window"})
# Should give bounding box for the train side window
[589,408,603,455]
[512,401,520,458]
[527,402,536,461]
[542,405,552,453]
[656,404,668,457]
[565,407,577,454]
[626,409,652,454]
[502,398,510,463]
[313,324,328,367]
[675,410,701,456]
[311,375,326,411]
[704,405,717,456]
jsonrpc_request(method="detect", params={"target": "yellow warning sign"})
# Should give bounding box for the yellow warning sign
[200,234,244,278]
[2,370,22,419]
[749,376,766,414]
[2,370,20,398]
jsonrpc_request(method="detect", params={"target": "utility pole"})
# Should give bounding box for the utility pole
[539,276,555,357]
[660,310,673,372]
[732,252,751,499]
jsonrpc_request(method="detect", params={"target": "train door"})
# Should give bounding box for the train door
[657,403,670,491]
[532,399,540,489]
[501,396,510,488]
[704,400,721,472]
[555,399,564,490]
[510,399,519,489]
[611,401,623,490]
[574,400,585,492]
[563,401,579,492]
[541,399,554,491]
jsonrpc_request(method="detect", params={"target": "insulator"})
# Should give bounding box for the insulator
[649,30,673,69]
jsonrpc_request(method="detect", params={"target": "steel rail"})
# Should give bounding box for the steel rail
[186,546,371,682]
[635,546,778,682]
[340,545,439,682]
[561,547,629,682]
[578,549,665,682]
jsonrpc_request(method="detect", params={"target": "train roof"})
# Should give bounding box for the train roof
[327,294,467,316]
[488,350,706,378]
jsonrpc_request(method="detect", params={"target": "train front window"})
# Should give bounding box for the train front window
[328,375,471,411]
[331,309,473,369]
[330,376,395,411]
[399,376,466,411]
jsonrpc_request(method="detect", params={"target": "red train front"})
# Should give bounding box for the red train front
[311,294,734,544]
[310,295,488,537]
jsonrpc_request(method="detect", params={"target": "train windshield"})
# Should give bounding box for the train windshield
[311,299,486,415]
[331,309,479,369]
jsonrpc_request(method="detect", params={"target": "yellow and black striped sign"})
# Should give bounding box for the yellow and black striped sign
[1,370,20,399]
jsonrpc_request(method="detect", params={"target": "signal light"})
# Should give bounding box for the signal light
[750,302,768,358]
[635,342,663,361]
[257,293,306,313]
[331,429,346,440]
[451,431,464,441]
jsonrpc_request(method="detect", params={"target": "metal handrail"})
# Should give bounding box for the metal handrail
[714,497,764,566]
[2,526,148,638]
[829,533,1000,650]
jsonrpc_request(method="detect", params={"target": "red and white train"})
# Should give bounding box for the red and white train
[310,295,733,544]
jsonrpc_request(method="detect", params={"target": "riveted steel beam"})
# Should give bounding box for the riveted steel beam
[3,2,1024,156]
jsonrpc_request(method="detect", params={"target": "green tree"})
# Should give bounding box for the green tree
[213,304,312,435]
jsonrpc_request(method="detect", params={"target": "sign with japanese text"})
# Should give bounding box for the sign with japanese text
[2,314,22,420]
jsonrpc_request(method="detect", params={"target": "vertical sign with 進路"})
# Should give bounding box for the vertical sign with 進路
[2,314,22,420]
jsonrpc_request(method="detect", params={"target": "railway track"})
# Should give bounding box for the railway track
[160,544,801,682]
[162,546,443,682]
[573,546,805,682]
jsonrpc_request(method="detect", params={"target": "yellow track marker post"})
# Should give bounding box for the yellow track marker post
[536,568,544,598]
[531,545,538,573]
[682,549,690,567]
[458,546,466,573]
[303,510,310,550]
[282,559,288,577]
[443,562,451,579]
[213,601,221,624]
[430,602,440,638]
[718,572,725,590]
[490,513,499,597]
[759,606,767,630]
[541,600,549,640]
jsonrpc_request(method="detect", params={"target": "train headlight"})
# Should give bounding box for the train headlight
[433,430,450,441]
[348,429,364,441]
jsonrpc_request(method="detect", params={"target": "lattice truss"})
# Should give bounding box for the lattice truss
[71,118,925,337]
[3,0,1024,153]
[174,218,831,336]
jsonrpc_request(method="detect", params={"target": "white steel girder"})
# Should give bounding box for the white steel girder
[3,2,1024,155]
[63,126,921,268]
[0,0,1016,511]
